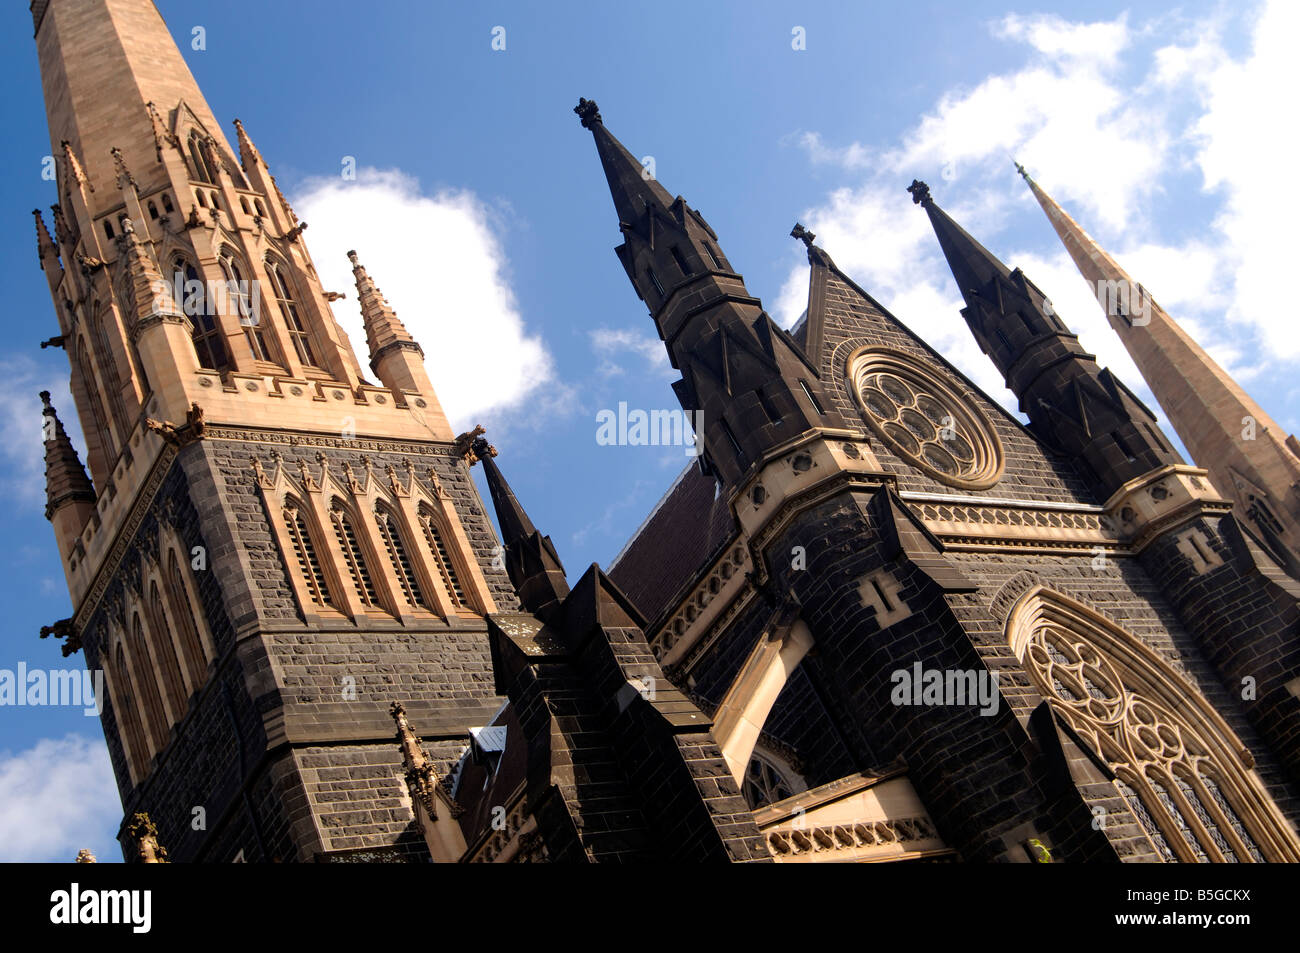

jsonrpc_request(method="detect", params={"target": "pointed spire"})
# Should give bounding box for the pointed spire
[120,218,182,332]
[75,848,97,863]
[473,435,570,621]
[110,146,137,193]
[909,179,1012,306]
[575,98,675,228]
[577,100,841,486]
[41,391,95,522]
[125,812,168,863]
[348,249,423,369]
[233,118,263,170]
[915,181,1181,496]
[60,140,92,193]
[389,701,467,861]
[33,208,57,261]
[1019,169,1300,562]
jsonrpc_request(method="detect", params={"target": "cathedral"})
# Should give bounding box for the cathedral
[28,0,1300,863]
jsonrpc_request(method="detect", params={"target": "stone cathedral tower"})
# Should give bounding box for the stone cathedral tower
[585,100,1300,862]
[31,0,517,861]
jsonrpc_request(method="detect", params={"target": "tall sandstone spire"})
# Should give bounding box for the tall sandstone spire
[1019,166,1300,573]
[29,0,512,862]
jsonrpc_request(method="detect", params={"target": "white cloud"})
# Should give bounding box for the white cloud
[0,356,75,505]
[291,168,553,431]
[782,1,1296,439]
[0,734,120,862]
[1188,0,1300,359]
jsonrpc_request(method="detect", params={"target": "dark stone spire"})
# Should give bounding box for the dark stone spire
[473,436,569,622]
[40,390,95,521]
[577,100,843,487]
[914,182,1182,497]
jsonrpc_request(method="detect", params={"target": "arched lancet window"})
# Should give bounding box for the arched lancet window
[147,580,188,721]
[165,550,210,688]
[172,256,229,372]
[265,258,318,367]
[187,131,216,184]
[90,302,127,431]
[375,504,427,610]
[76,337,112,459]
[111,642,150,780]
[330,499,379,608]
[418,507,466,609]
[1009,588,1298,863]
[128,612,169,753]
[283,500,332,608]
[218,248,275,364]
[741,750,799,810]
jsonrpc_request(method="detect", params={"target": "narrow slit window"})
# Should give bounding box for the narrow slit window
[799,379,825,416]
[647,267,665,298]
[669,245,692,277]
[703,242,723,269]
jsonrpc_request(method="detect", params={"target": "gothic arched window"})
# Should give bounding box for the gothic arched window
[187,131,216,184]
[264,258,318,367]
[164,550,210,691]
[75,336,112,462]
[283,500,332,608]
[741,751,798,810]
[172,256,229,372]
[375,504,427,610]
[1009,587,1298,863]
[330,500,379,608]
[147,580,187,721]
[128,612,169,753]
[112,642,150,781]
[419,507,466,610]
[218,248,274,364]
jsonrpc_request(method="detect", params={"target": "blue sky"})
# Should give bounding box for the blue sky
[0,0,1293,861]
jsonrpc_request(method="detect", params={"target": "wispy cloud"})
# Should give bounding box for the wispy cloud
[779,1,1296,433]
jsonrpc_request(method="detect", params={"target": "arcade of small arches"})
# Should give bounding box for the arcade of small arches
[253,453,492,625]
[97,524,215,784]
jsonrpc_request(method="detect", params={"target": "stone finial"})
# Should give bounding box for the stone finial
[33,208,58,261]
[60,140,92,192]
[110,146,137,191]
[75,849,97,863]
[126,812,169,863]
[574,97,602,129]
[390,702,463,821]
[907,179,932,207]
[790,223,816,248]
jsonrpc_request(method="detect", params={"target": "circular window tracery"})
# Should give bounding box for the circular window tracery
[848,348,1003,489]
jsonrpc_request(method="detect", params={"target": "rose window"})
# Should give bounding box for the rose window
[848,349,1003,489]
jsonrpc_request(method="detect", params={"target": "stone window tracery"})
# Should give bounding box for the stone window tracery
[848,348,1003,489]
[419,508,466,610]
[1009,587,1298,863]
[741,750,800,810]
